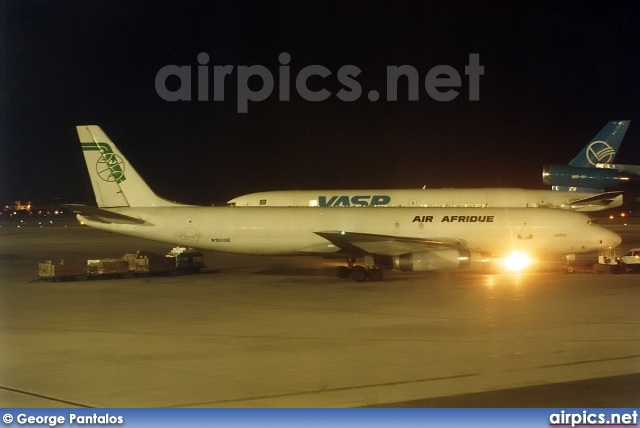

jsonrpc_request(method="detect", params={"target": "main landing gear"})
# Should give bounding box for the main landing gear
[336,258,384,282]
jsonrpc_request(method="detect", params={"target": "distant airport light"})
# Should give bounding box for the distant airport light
[609,215,614,220]
[620,212,626,217]
[503,252,531,271]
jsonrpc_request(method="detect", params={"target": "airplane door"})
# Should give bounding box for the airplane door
[184,219,199,241]
[517,218,533,240]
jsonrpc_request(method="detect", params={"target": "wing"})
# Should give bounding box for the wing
[314,231,466,256]
[63,204,149,225]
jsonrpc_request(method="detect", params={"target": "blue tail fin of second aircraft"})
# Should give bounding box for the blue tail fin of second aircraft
[567,120,629,167]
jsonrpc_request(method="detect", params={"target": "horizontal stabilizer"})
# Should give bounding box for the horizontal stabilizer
[63,204,149,225]
[566,191,624,210]
[315,231,464,256]
[596,163,640,177]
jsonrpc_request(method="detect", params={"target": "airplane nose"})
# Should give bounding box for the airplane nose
[605,229,622,248]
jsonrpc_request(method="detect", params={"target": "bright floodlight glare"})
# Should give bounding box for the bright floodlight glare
[503,252,531,271]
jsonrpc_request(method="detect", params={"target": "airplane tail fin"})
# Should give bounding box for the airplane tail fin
[567,120,629,167]
[77,125,178,208]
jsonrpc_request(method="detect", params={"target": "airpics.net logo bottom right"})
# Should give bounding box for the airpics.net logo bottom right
[155,52,484,112]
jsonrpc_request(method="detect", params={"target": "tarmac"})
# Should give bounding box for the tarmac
[0,218,639,407]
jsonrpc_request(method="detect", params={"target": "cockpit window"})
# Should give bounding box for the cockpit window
[587,219,598,226]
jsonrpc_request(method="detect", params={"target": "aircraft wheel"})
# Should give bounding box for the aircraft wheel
[351,266,367,282]
[336,266,352,278]
[564,265,575,274]
[368,268,383,282]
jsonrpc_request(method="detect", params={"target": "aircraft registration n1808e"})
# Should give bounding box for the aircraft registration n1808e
[67,126,621,282]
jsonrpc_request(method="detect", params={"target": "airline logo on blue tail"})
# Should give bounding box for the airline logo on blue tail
[319,195,391,207]
[81,142,127,183]
[586,141,616,166]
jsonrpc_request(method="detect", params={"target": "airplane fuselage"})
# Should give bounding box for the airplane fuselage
[80,206,618,257]
[227,188,622,212]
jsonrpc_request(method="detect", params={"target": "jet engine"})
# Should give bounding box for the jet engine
[542,165,633,190]
[380,249,490,272]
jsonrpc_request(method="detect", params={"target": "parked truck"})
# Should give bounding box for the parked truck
[593,248,623,274]
[564,247,638,274]
[620,248,640,273]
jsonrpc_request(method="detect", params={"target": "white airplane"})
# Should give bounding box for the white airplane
[67,125,621,282]
[227,187,623,211]
[228,121,629,211]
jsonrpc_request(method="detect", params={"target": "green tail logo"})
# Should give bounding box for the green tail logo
[81,142,127,183]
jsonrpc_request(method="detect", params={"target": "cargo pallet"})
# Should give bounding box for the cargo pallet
[37,247,205,282]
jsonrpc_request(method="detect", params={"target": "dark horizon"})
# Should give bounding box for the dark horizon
[1,1,639,206]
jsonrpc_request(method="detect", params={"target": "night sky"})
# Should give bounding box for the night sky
[1,1,639,206]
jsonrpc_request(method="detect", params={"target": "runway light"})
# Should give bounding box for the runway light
[503,252,531,272]
[484,275,495,288]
